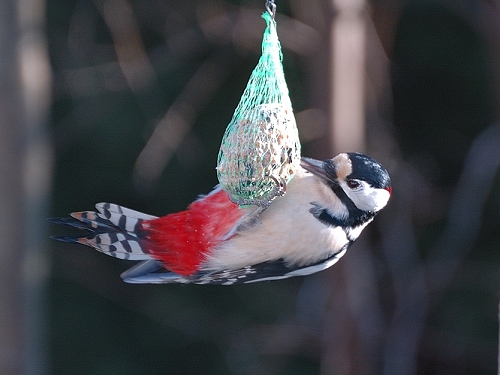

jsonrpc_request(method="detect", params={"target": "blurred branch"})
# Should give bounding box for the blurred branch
[426,124,500,295]
[378,123,500,374]
[0,0,51,374]
[17,0,53,372]
[133,49,235,188]
[330,0,367,154]
[96,0,170,122]
[0,3,26,372]
[320,0,369,373]
[379,167,428,375]
[98,0,155,90]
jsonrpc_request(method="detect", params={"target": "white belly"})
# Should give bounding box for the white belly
[202,170,351,270]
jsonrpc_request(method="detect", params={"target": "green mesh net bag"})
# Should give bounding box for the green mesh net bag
[217,11,301,207]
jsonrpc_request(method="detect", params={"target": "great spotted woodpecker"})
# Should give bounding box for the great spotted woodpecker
[50,153,391,285]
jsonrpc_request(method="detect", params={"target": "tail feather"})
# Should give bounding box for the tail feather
[50,234,86,243]
[120,259,162,280]
[50,203,155,261]
[70,211,122,233]
[77,233,151,260]
[48,215,110,232]
[95,203,157,233]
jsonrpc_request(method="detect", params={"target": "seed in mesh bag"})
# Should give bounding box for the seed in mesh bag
[217,103,300,205]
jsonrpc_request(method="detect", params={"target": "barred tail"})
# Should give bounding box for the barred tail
[49,203,157,261]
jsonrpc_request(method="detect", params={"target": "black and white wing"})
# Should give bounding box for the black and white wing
[121,244,349,285]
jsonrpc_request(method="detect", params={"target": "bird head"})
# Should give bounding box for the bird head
[300,153,392,214]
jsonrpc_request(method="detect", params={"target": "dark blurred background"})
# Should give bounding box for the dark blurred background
[1,0,499,374]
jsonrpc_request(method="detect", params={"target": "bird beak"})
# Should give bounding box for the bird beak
[300,157,337,184]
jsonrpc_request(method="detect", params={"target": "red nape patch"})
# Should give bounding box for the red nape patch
[140,189,244,276]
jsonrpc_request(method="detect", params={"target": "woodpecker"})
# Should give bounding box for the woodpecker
[50,153,391,285]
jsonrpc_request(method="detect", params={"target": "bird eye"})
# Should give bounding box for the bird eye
[346,179,360,189]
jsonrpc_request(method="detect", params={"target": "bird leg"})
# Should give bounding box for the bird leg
[229,175,287,209]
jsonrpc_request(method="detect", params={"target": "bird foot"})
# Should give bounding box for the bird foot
[230,176,287,209]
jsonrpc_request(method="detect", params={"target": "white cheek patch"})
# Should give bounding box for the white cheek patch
[371,189,391,211]
[344,184,391,212]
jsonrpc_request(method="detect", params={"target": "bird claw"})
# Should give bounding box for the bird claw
[230,176,287,209]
